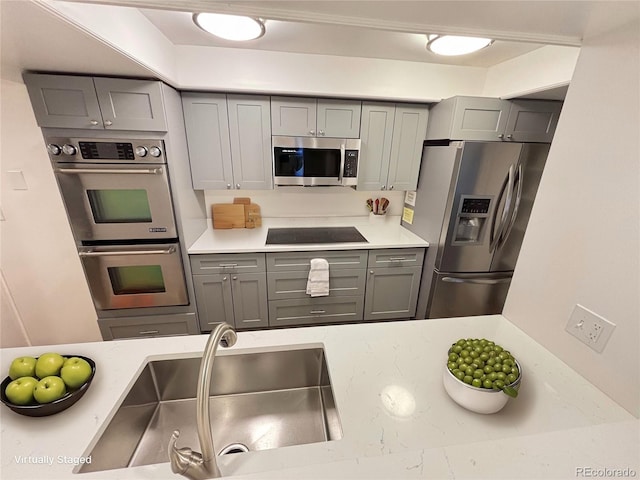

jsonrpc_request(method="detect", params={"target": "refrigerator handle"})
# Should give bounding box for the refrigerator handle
[498,163,524,249]
[442,276,511,285]
[490,165,514,253]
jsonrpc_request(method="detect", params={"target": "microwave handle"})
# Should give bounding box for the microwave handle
[338,143,346,183]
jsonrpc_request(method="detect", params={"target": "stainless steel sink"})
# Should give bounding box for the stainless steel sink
[79,346,342,474]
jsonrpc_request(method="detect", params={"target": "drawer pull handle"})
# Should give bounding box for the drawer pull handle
[310,310,326,314]
[389,257,407,261]
[139,330,159,335]
[219,263,239,268]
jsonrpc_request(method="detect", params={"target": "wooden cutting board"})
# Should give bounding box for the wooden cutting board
[212,204,245,229]
[244,203,262,228]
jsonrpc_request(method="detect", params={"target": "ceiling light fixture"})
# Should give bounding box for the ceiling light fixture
[426,35,493,56]
[193,13,265,41]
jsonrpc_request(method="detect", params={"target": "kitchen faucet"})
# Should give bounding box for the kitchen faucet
[168,322,237,479]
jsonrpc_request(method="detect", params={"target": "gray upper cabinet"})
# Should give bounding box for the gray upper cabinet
[271,96,361,138]
[227,95,273,190]
[358,102,428,191]
[182,93,272,190]
[23,73,167,131]
[426,96,562,143]
[504,100,562,143]
[182,93,233,190]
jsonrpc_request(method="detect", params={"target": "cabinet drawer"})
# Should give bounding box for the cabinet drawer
[190,253,266,274]
[368,248,425,268]
[266,250,367,272]
[98,313,199,340]
[267,270,366,300]
[269,296,363,327]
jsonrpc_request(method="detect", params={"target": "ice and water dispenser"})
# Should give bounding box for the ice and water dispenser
[452,196,491,244]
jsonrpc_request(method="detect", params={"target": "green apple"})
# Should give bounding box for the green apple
[35,353,65,379]
[33,376,66,404]
[8,356,37,380]
[5,377,38,405]
[60,357,92,389]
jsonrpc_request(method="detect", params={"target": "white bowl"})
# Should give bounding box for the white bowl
[442,361,522,414]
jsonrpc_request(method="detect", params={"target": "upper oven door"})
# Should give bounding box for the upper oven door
[54,163,177,241]
[273,136,360,186]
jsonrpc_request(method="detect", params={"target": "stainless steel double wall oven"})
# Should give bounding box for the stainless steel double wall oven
[47,136,194,333]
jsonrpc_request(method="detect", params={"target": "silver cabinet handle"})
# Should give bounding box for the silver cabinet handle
[232,276,237,280]
[309,130,315,135]
[90,120,99,126]
[369,270,374,274]
[236,183,240,189]
[79,246,175,257]
[319,130,325,136]
[498,134,504,139]
[310,310,326,314]
[381,185,386,190]
[389,185,394,190]
[506,134,513,140]
[139,330,160,335]
[56,167,163,175]
[218,263,238,268]
[389,257,406,261]
[442,276,511,285]
[227,183,232,189]
[223,276,228,281]
[104,120,113,126]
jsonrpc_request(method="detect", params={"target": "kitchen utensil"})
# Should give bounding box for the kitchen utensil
[380,197,389,214]
[374,199,379,214]
[366,198,373,212]
[442,360,522,414]
[0,355,96,417]
[212,204,245,229]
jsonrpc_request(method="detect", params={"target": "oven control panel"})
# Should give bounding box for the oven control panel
[45,137,165,163]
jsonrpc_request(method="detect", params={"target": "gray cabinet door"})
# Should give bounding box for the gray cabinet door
[504,100,562,143]
[357,102,396,190]
[271,96,316,136]
[227,95,273,190]
[193,274,235,330]
[387,104,429,191]
[93,78,167,131]
[364,266,422,320]
[23,73,103,129]
[231,273,269,329]
[317,99,362,138]
[427,97,511,141]
[182,93,234,190]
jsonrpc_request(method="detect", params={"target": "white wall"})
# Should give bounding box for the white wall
[0,78,101,347]
[503,19,640,417]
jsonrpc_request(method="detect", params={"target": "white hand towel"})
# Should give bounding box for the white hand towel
[306,258,330,297]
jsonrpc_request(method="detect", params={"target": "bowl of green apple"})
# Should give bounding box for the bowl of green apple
[1,353,96,417]
[443,338,521,414]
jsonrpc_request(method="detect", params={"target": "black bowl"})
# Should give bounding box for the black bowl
[1,355,96,417]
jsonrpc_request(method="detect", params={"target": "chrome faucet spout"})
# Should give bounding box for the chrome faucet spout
[168,323,237,479]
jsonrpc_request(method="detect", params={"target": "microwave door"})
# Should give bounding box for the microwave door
[55,163,177,241]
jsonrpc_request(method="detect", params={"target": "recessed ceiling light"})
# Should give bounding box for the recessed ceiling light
[193,13,265,41]
[426,35,493,56]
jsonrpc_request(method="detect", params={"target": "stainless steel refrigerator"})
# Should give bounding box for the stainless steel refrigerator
[402,141,549,318]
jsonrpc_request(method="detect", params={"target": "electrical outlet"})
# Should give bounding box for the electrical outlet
[565,304,616,353]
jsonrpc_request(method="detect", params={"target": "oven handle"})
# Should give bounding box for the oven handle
[56,167,164,175]
[79,246,176,257]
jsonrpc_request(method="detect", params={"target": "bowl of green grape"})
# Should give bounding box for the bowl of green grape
[443,338,522,414]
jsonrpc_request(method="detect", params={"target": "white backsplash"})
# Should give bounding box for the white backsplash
[204,188,405,218]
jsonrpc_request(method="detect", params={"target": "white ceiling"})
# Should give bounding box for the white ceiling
[140,9,544,68]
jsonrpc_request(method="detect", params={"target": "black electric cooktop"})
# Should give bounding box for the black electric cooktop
[266,227,368,245]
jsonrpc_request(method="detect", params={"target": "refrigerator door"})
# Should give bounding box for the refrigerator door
[490,143,550,271]
[427,271,512,318]
[437,142,524,273]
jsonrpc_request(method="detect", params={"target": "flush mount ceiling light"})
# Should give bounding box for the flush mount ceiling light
[193,13,265,41]
[426,35,493,56]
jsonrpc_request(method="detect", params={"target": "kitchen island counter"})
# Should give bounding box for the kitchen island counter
[188,216,428,254]
[1,315,638,479]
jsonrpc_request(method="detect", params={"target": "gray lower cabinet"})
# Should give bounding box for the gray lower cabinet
[191,254,268,331]
[269,296,364,327]
[364,248,425,321]
[98,313,199,340]
[23,73,167,131]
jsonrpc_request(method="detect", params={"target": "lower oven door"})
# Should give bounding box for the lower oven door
[79,243,188,311]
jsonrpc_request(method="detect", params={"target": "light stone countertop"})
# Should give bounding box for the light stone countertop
[187,216,428,254]
[0,315,638,480]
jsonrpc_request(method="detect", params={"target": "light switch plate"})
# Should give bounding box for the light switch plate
[565,304,616,353]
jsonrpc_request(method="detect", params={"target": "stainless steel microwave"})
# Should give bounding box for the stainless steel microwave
[273,136,360,186]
